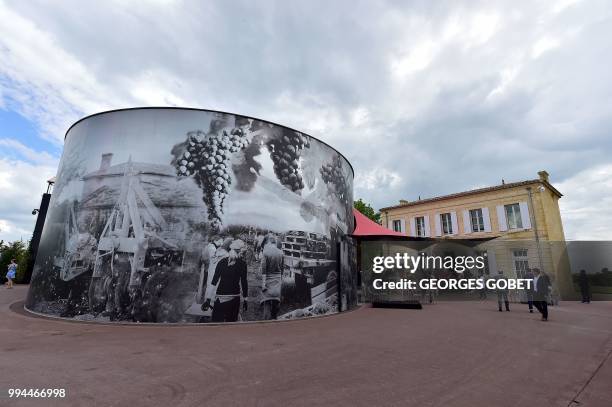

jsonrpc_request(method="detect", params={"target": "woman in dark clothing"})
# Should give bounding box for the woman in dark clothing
[203,240,248,322]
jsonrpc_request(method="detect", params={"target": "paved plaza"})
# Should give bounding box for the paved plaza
[1,285,611,407]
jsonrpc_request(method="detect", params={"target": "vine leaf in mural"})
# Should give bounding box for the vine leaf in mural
[232,132,264,192]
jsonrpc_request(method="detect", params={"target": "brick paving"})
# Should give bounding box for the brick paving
[1,285,611,407]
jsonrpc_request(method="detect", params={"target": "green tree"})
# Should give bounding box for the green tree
[0,240,30,284]
[353,198,381,224]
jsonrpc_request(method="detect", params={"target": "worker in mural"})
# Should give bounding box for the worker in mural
[260,234,284,320]
[197,237,222,305]
[202,239,248,322]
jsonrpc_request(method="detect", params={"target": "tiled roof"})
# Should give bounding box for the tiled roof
[380,179,562,212]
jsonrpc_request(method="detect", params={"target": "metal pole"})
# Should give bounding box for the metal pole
[336,239,342,312]
[526,187,545,276]
[25,192,52,283]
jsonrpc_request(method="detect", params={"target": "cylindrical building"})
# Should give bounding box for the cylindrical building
[26,108,357,323]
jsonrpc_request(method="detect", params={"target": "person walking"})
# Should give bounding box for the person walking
[578,269,591,303]
[524,268,535,313]
[260,234,284,320]
[495,270,510,312]
[532,268,549,321]
[5,259,17,289]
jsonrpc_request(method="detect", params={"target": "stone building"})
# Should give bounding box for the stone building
[379,171,574,299]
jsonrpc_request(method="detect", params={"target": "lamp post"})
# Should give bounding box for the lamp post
[24,177,55,283]
[526,186,545,280]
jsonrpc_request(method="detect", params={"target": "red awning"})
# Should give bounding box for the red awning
[352,208,404,237]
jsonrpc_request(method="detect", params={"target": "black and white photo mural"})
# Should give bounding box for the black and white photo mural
[26,108,357,323]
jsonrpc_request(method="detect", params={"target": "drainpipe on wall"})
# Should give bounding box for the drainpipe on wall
[526,187,545,276]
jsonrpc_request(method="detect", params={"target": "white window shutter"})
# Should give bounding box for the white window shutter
[482,207,492,232]
[496,205,507,232]
[462,210,471,234]
[410,217,416,237]
[519,201,531,229]
[424,215,431,237]
[400,219,406,234]
[434,214,442,236]
[450,211,458,235]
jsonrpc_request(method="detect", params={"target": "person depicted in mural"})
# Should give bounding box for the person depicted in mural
[203,239,248,322]
[197,238,220,304]
[495,269,510,312]
[254,234,265,260]
[260,234,284,320]
[5,259,17,289]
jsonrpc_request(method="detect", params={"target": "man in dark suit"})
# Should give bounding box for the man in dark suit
[578,269,591,303]
[494,270,510,312]
[532,268,549,321]
[524,268,535,313]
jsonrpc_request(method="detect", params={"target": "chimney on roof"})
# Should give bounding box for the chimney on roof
[399,200,409,204]
[538,170,549,182]
[100,153,113,171]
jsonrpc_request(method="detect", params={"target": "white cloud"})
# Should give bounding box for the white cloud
[128,70,192,107]
[0,0,610,242]
[557,164,612,240]
[465,12,500,47]
[531,37,561,58]
[355,168,402,191]
[0,138,57,166]
[0,1,143,143]
[0,155,57,242]
[391,40,438,78]
[552,0,583,14]
[350,107,370,127]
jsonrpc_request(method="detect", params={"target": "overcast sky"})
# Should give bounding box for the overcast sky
[0,0,611,241]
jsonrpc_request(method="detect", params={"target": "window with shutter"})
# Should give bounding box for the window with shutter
[440,213,453,235]
[469,208,485,232]
[519,202,531,229]
[504,203,523,230]
[415,216,426,237]
[392,220,402,232]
